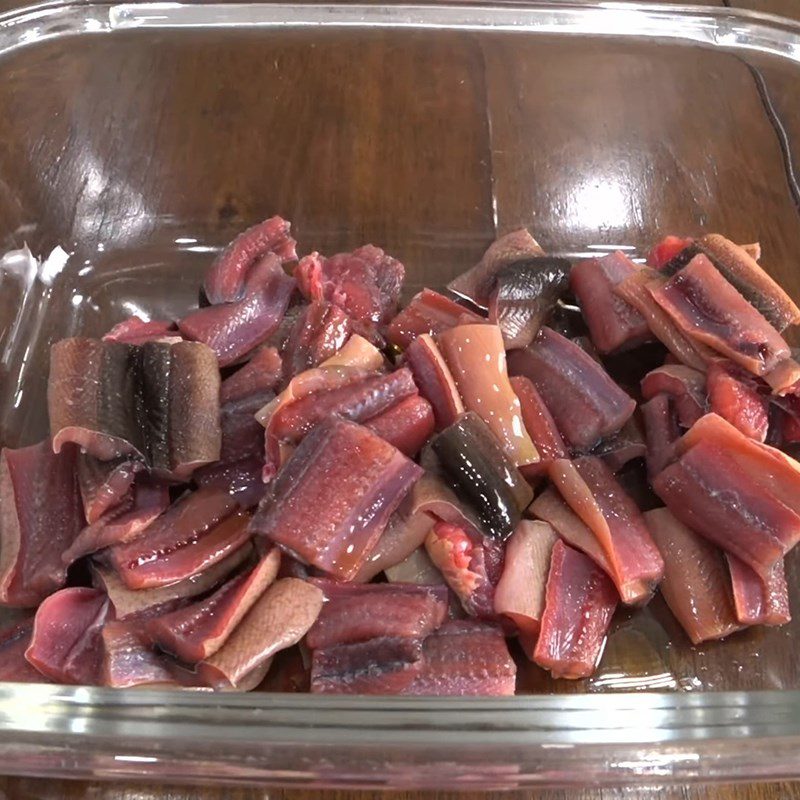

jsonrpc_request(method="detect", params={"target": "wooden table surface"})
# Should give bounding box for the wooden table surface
[2,0,800,797]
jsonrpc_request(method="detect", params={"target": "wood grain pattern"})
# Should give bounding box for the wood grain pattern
[1,0,800,798]
[2,778,800,800]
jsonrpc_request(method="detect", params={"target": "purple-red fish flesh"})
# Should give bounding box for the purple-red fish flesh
[147,547,281,663]
[26,587,111,684]
[726,554,790,627]
[203,215,297,305]
[570,251,650,354]
[251,418,422,580]
[0,441,83,606]
[533,540,618,680]
[77,455,141,525]
[105,488,244,589]
[648,254,790,375]
[508,327,635,451]
[180,254,296,367]
[306,581,447,650]
[295,245,404,339]
[549,457,664,605]
[644,508,742,644]
[282,301,352,380]
[386,289,482,350]
[640,365,706,429]
[404,333,464,430]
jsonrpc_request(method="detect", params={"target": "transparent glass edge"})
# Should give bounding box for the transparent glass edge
[2,0,800,786]
[1,2,800,65]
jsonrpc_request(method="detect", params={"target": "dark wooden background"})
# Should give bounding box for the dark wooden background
[2,0,800,797]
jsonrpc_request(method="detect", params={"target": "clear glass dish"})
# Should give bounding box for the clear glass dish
[2,0,800,788]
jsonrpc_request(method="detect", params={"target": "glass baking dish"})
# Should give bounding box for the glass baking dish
[2,0,800,788]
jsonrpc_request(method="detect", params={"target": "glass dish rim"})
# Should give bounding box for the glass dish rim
[2,0,800,787]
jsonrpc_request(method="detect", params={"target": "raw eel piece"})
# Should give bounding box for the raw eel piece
[570,251,651,354]
[386,289,483,350]
[438,324,539,467]
[405,620,516,696]
[405,334,464,430]
[647,236,694,269]
[91,545,251,620]
[742,243,762,260]
[510,375,569,480]
[251,418,422,580]
[295,245,404,336]
[77,455,141,524]
[257,336,382,426]
[653,439,800,575]
[363,394,435,457]
[139,340,221,479]
[425,521,496,619]
[310,636,424,694]
[707,361,769,442]
[384,547,444,586]
[648,254,790,375]
[640,365,706,428]
[591,416,647,472]
[0,619,51,682]
[494,520,558,639]
[507,327,635,451]
[678,413,800,519]
[533,540,618,680]
[644,508,741,644]
[204,216,297,305]
[256,335,384,428]
[549,457,664,605]
[105,487,241,588]
[352,495,434,582]
[179,255,296,366]
[319,333,385,371]
[219,346,282,403]
[108,509,252,591]
[218,396,269,468]
[529,487,614,578]
[194,456,266,509]
[102,622,178,688]
[147,547,281,663]
[62,479,170,565]
[26,588,111,684]
[269,368,417,444]
[306,581,447,650]
[49,338,221,478]
[198,577,324,689]
[103,316,179,345]
[765,357,800,396]
[448,228,544,309]
[282,301,352,379]
[49,338,145,460]
[0,441,83,607]
[698,234,800,331]
[726,554,790,626]
[411,450,486,541]
[641,394,680,479]
[432,412,532,541]
[614,269,715,371]
[489,256,570,349]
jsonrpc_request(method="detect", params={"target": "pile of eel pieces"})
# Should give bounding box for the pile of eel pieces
[1,221,799,693]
